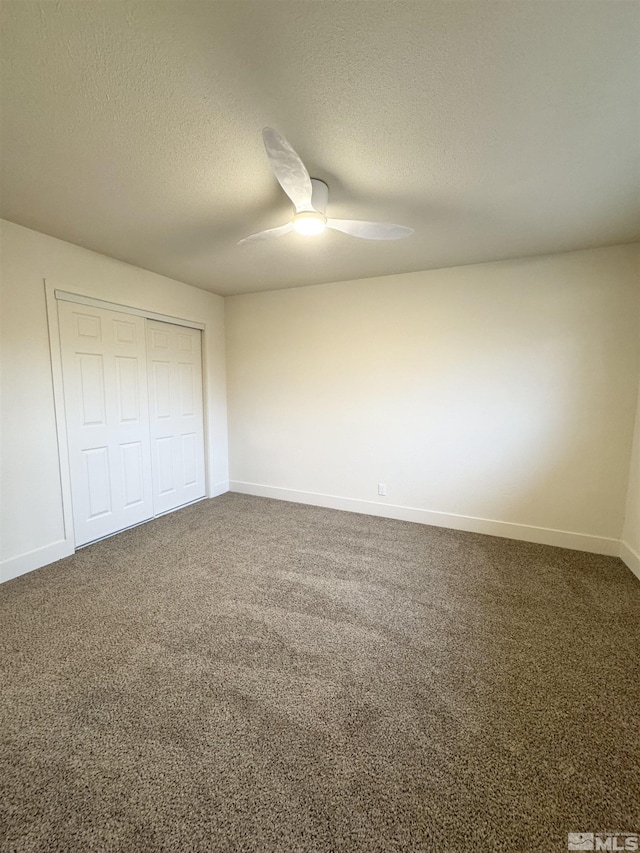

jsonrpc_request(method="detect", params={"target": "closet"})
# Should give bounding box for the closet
[57,300,206,547]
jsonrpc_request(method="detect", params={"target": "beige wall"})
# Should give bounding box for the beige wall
[0,219,228,581]
[226,245,640,553]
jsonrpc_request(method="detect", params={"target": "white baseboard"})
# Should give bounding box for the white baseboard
[0,539,74,584]
[209,480,230,498]
[619,540,640,581]
[1,488,632,584]
[229,481,621,557]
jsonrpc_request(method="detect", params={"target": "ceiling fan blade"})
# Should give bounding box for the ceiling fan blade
[237,221,294,246]
[262,128,314,213]
[326,219,414,240]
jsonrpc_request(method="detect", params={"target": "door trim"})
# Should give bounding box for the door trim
[45,280,212,558]
[54,290,205,330]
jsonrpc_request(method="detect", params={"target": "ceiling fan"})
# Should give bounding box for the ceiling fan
[238,128,414,245]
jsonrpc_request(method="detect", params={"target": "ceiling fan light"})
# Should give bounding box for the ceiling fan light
[293,211,326,236]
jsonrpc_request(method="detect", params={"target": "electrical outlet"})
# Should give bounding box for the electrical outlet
[378,483,387,496]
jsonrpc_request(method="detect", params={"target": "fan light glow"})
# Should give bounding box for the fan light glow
[293,211,326,236]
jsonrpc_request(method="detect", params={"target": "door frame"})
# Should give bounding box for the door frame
[45,280,212,554]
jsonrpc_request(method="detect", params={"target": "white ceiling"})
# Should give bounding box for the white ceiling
[1,1,639,296]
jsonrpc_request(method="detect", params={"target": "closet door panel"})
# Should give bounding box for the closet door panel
[58,302,154,546]
[146,320,206,515]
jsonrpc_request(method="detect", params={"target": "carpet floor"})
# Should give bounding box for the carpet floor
[1,493,638,852]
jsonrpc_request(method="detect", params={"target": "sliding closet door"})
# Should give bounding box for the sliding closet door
[146,320,206,515]
[58,302,154,546]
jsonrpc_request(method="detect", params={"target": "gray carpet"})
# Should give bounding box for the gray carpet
[1,493,639,852]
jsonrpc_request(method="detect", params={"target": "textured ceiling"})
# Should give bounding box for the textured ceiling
[1,1,639,296]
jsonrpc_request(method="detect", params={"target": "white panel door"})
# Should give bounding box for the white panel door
[146,320,206,515]
[58,302,154,546]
